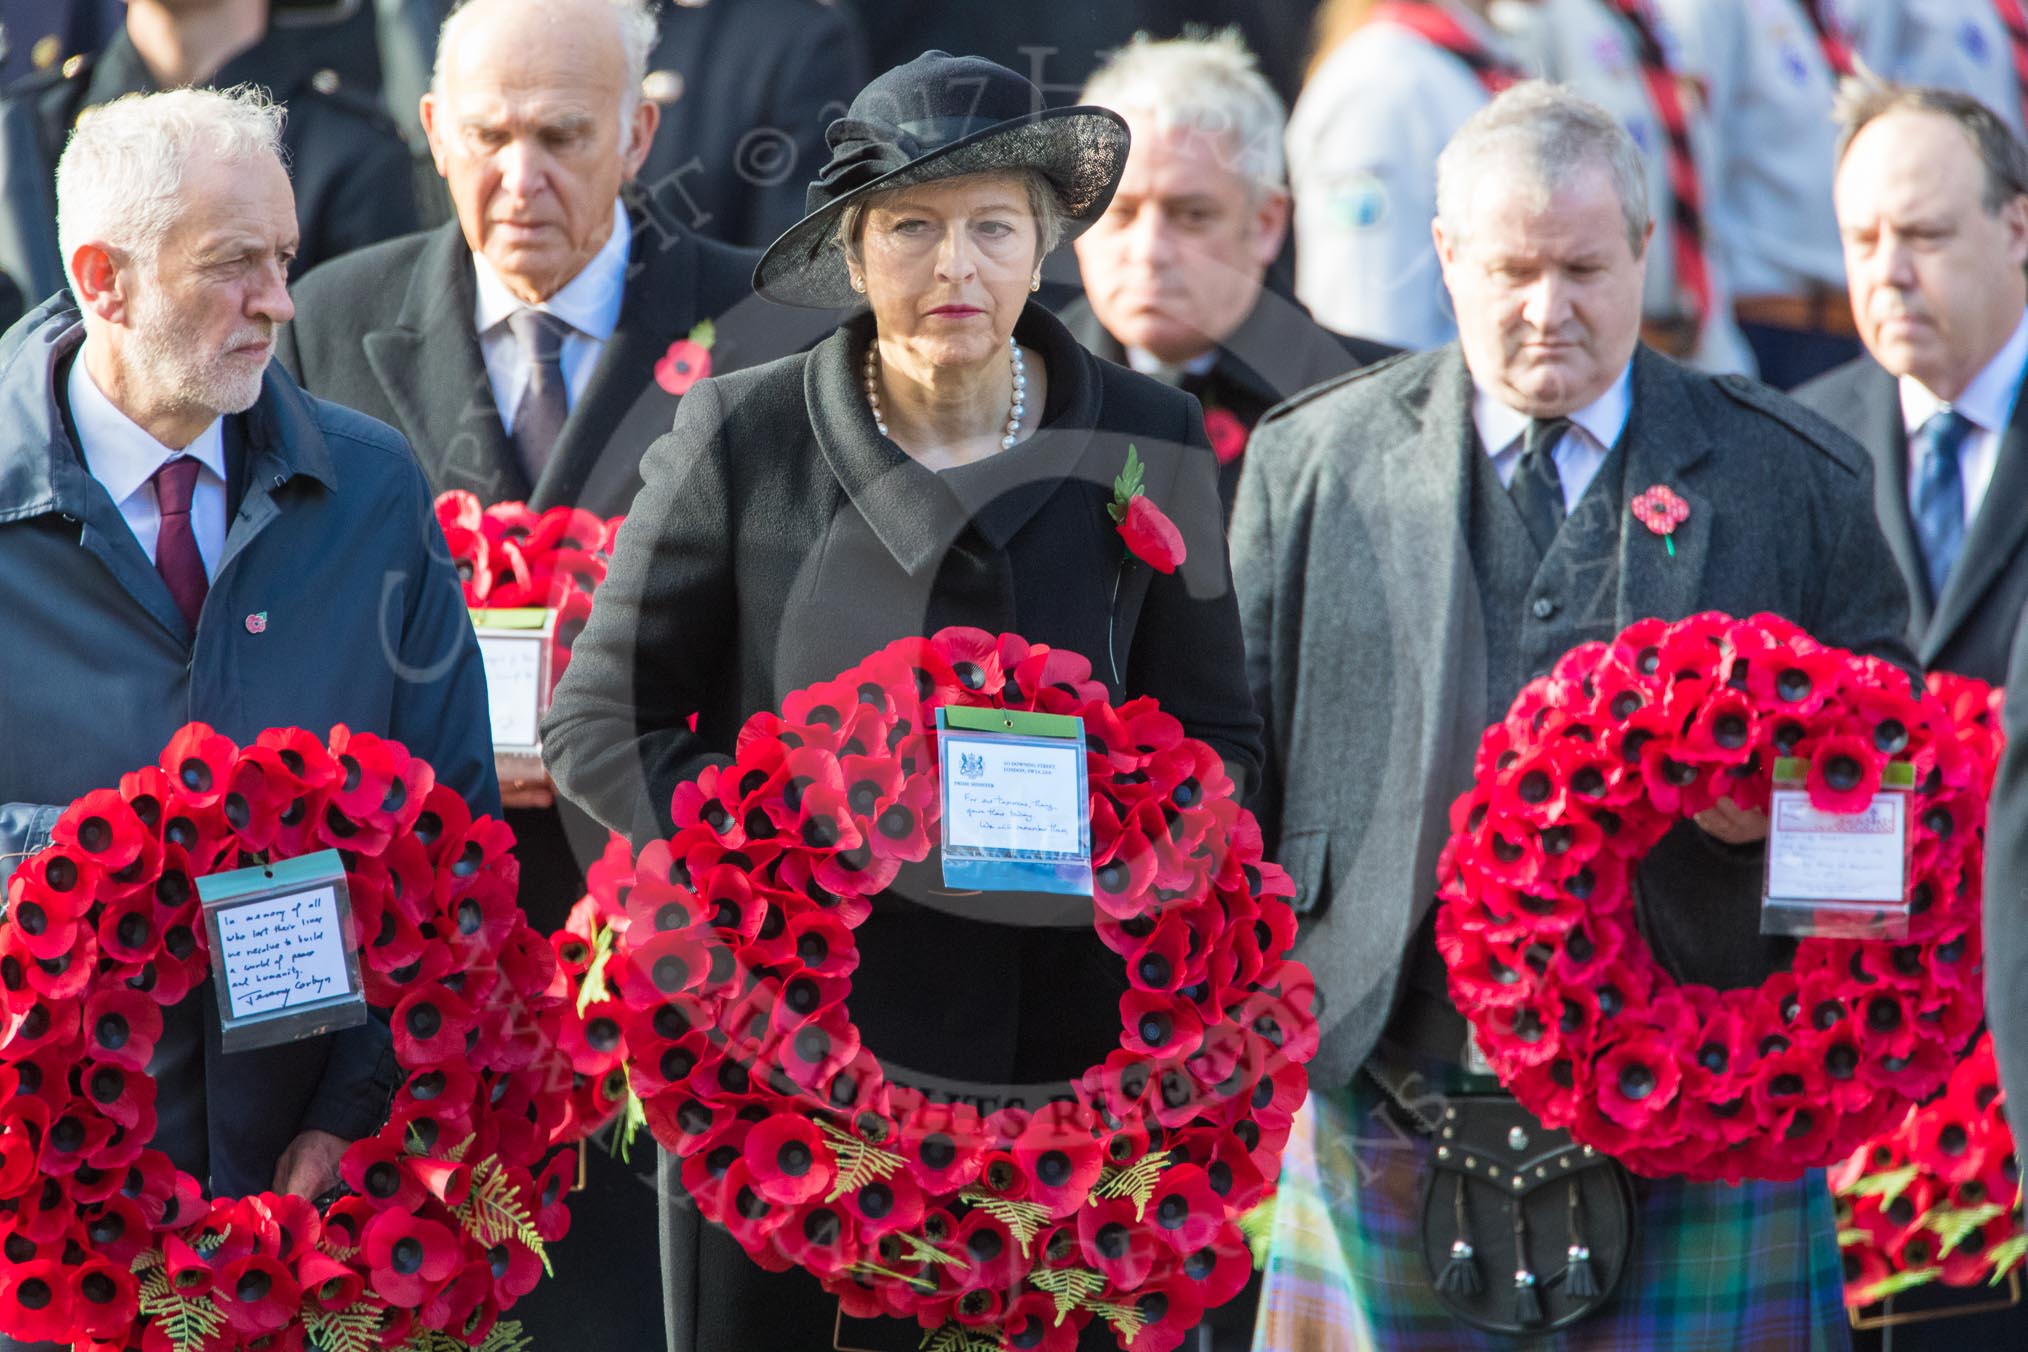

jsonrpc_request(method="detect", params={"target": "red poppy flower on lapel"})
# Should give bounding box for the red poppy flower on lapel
[1203,406,1248,466]
[1108,445,1189,573]
[655,319,716,395]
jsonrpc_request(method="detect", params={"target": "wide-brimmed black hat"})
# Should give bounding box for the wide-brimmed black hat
[753,51,1130,308]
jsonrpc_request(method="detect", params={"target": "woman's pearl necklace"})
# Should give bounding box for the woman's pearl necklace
[864,336,1027,451]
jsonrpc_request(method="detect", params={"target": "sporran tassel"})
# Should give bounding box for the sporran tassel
[1435,1175,1482,1295]
[1565,1180,1600,1298]
[1512,1199,1543,1325]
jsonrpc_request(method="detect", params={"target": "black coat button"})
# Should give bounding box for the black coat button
[1531,597,1557,620]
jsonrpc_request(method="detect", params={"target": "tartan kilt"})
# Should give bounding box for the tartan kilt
[1254,1078,1852,1352]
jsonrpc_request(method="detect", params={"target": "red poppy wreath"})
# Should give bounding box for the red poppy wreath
[0,724,608,1351]
[1436,613,1994,1183]
[559,628,1315,1352]
[435,491,623,678]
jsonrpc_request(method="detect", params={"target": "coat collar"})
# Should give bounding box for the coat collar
[1842,358,1932,636]
[807,302,1102,576]
[1055,289,1328,412]
[0,296,334,524]
[1388,344,1716,634]
[87,24,317,106]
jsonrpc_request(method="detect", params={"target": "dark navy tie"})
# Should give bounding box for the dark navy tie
[508,308,572,480]
[1911,407,1973,603]
[1510,416,1571,554]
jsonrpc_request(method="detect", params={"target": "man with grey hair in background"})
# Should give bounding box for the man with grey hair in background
[1062,29,1393,521]
[0,83,492,1350]
[1233,80,1912,1349]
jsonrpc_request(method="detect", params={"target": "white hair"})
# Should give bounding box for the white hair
[55,85,286,290]
[1435,80,1651,255]
[1080,28,1287,193]
[433,0,659,121]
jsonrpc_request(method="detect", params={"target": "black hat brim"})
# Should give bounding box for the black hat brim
[752,105,1130,309]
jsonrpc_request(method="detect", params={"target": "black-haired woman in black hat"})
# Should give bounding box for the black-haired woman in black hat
[543,51,1262,1352]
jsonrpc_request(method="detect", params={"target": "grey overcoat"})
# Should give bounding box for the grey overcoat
[1231,343,1918,1087]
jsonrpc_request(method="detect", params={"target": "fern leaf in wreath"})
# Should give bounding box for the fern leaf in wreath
[137,1265,227,1352]
[304,1303,385,1352]
[1027,1265,1106,1323]
[456,1156,553,1277]
[956,1189,1052,1256]
[918,1323,1003,1352]
[820,1118,906,1202]
[1085,1299,1146,1343]
[1090,1155,1166,1221]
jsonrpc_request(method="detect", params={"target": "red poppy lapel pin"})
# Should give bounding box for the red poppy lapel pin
[1631,484,1690,557]
[654,318,716,395]
[1203,405,1248,466]
[1108,444,1188,574]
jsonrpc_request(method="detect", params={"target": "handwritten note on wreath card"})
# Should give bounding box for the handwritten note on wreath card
[215,885,353,1019]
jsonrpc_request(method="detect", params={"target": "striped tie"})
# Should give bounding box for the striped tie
[1607,0,1712,333]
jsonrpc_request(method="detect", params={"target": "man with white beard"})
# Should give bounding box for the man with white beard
[0,85,493,1322]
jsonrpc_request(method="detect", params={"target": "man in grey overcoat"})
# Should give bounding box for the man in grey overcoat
[1234,83,1914,1348]
[0,84,493,1288]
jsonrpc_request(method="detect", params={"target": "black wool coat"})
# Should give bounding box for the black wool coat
[542,300,1261,1352]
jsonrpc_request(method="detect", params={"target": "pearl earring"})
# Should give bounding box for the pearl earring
[850,275,866,294]
[1029,272,1041,292]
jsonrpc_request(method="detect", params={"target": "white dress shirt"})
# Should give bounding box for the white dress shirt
[473,199,631,433]
[67,350,227,577]
[1900,306,2028,528]
[1474,362,1635,512]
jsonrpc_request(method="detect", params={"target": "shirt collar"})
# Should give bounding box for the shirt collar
[1473,361,1635,457]
[472,198,632,341]
[1124,346,1218,379]
[66,344,227,506]
[1899,306,2028,436]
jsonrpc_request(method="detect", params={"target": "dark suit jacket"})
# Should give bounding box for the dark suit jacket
[1057,287,1395,515]
[542,300,1260,1352]
[1232,343,1917,1086]
[0,295,496,1198]
[1794,353,2028,685]
[1,23,416,291]
[636,0,869,249]
[277,196,826,519]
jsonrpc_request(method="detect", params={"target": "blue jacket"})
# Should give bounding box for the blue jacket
[0,295,498,1195]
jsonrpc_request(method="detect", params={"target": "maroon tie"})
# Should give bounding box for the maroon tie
[152,456,207,630]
